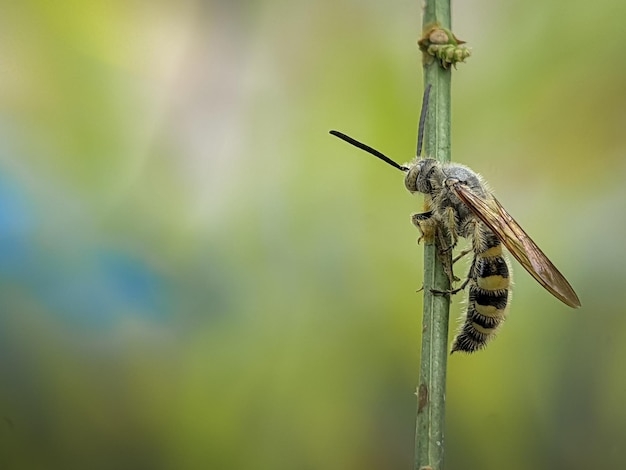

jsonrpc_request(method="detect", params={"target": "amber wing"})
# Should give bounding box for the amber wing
[450,181,581,308]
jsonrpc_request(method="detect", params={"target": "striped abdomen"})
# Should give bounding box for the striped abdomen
[451,228,510,353]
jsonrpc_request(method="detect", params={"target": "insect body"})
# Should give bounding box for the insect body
[407,159,513,352]
[329,132,581,353]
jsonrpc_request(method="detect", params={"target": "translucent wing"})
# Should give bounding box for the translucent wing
[449,181,581,308]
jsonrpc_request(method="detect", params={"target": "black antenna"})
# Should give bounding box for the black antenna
[417,84,432,158]
[329,130,409,172]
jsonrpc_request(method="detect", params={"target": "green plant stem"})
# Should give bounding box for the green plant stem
[414,1,452,470]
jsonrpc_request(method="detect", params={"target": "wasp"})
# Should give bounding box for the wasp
[330,90,580,353]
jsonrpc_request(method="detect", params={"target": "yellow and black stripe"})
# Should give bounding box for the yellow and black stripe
[451,228,510,353]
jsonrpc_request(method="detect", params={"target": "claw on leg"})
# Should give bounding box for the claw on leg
[411,211,436,244]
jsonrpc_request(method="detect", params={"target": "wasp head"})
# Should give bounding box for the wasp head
[404,158,441,195]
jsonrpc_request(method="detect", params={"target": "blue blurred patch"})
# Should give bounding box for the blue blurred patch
[0,172,169,328]
[36,250,170,328]
[0,174,34,271]
[96,250,169,320]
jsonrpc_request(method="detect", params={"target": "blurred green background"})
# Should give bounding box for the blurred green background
[1,1,626,469]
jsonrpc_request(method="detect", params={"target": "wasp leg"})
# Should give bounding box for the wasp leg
[441,261,460,285]
[412,211,460,285]
[411,211,436,244]
[440,206,459,252]
[431,277,470,296]
[435,228,460,284]
[452,248,472,264]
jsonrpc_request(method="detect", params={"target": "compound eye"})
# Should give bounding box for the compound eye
[404,166,419,192]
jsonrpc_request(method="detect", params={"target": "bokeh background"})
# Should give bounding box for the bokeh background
[1,1,626,469]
